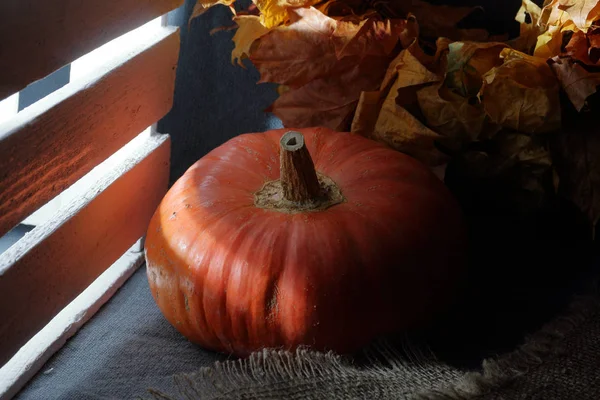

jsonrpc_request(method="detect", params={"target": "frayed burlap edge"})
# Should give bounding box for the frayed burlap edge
[145,340,462,400]
[146,282,600,400]
[416,280,600,400]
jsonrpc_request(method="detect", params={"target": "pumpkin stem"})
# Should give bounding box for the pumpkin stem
[280,131,321,203]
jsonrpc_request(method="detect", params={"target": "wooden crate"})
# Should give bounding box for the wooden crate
[0,1,184,397]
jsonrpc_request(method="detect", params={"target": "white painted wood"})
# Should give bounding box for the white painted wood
[0,27,179,238]
[0,239,145,400]
[0,94,18,125]
[0,0,183,101]
[0,133,170,367]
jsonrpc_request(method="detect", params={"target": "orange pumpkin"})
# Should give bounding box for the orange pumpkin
[145,127,466,356]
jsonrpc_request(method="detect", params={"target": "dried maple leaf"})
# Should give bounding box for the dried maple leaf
[510,0,543,54]
[481,49,561,133]
[231,15,271,66]
[332,18,408,58]
[444,42,508,98]
[268,56,390,130]
[556,0,600,32]
[565,29,593,62]
[534,19,575,58]
[191,0,236,20]
[562,24,600,64]
[416,84,493,147]
[250,7,402,88]
[254,0,321,28]
[372,105,449,166]
[351,46,448,166]
[549,56,600,110]
[351,91,384,137]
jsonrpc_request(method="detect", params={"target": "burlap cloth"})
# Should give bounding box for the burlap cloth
[148,278,600,400]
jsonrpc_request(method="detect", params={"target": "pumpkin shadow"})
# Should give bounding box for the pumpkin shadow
[404,187,598,370]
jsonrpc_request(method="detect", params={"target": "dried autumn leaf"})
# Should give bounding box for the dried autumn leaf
[541,0,572,27]
[351,91,384,136]
[557,0,600,32]
[511,0,543,54]
[549,56,600,111]
[417,84,492,146]
[373,105,449,166]
[481,49,561,133]
[352,47,447,166]
[332,18,406,58]
[250,7,338,87]
[444,42,508,98]
[565,29,592,62]
[352,44,441,132]
[563,25,600,64]
[268,56,390,131]
[250,7,401,88]
[534,19,576,58]
[407,38,452,76]
[231,15,271,66]
[254,0,323,28]
[551,110,600,231]
[588,26,600,62]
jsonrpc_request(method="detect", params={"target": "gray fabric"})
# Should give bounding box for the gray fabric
[16,266,600,400]
[146,286,600,400]
[16,267,227,400]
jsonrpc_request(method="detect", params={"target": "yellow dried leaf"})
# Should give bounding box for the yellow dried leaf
[511,0,543,53]
[534,19,576,58]
[191,0,235,20]
[231,15,271,66]
[254,0,321,28]
[481,49,561,133]
[540,0,571,27]
[557,0,600,32]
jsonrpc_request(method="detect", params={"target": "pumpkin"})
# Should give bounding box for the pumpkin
[145,127,466,356]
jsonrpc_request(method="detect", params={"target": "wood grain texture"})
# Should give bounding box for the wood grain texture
[0,134,170,368]
[0,0,183,101]
[0,27,179,238]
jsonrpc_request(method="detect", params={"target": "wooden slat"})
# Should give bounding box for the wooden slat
[0,0,183,101]
[0,240,145,399]
[0,133,170,367]
[0,27,179,238]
